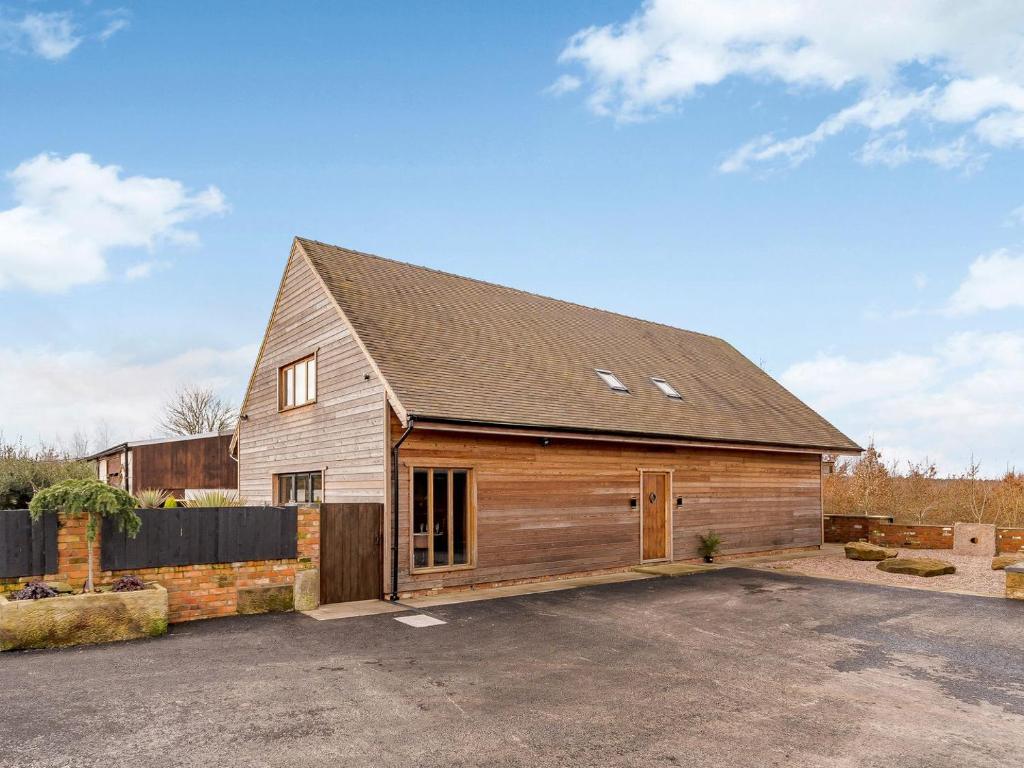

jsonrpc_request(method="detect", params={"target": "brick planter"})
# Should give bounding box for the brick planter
[0,583,168,651]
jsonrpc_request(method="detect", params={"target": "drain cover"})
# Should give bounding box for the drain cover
[395,614,446,628]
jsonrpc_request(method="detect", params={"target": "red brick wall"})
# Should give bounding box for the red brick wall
[823,515,893,543]
[869,523,953,550]
[824,515,959,550]
[998,528,1024,554]
[1,506,319,624]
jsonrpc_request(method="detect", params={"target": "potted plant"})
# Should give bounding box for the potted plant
[698,531,722,563]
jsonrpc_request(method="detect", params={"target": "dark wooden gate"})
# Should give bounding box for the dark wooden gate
[320,503,383,604]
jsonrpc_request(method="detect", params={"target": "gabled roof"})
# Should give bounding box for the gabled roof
[295,238,860,454]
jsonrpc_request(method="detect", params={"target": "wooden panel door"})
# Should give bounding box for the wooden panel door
[641,472,669,561]
[320,503,383,604]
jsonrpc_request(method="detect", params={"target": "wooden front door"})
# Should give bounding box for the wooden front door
[320,503,383,604]
[641,471,670,561]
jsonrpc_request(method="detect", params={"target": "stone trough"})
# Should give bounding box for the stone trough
[0,583,168,651]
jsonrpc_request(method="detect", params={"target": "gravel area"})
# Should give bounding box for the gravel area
[761,545,1012,596]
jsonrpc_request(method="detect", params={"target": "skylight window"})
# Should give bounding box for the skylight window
[651,377,683,399]
[595,369,629,392]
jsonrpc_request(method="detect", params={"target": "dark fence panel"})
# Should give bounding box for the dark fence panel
[0,510,58,579]
[101,506,297,571]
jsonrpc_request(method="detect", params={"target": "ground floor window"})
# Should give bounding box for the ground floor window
[276,471,323,504]
[412,468,472,571]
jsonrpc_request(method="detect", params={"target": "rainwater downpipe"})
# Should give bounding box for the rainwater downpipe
[389,417,415,602]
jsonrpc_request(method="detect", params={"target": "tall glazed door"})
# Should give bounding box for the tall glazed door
[640,471,670,562]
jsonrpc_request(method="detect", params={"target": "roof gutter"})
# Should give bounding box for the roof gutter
[389,417,415,602]
[81,442,128,463]
[407,415,863,455]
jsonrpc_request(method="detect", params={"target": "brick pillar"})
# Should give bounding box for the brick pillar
[296,505,320,567]
[57,514,100,590]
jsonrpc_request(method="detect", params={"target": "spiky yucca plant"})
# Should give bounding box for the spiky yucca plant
[135,488,169,508]
[184,490,247,508]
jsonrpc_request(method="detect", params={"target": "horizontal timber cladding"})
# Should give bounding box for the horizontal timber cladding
[0,510,58,579]
[393,421,822,593]
[236,243,387,504]
[100,506,297,571]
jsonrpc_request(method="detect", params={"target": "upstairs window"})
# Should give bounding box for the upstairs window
[280,354,317,410]
[595,369,629,393]
[651,377,683,399]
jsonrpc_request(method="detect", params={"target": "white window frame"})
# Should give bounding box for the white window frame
[651,377,683,399]
[595,369,629,393]
[279,353,317,410]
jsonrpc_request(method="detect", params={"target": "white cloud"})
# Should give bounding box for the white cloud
[0,153,226,293]
[0,7,130,60]
[0,343,257,448]
[545,74,582,96]
[0,11,80,60]
[556,0,1024,170]
[948,250,1024,314]
[124,260,168,281]
[97,11,130,43]
[781,331,1024,472]
[1006,204,1024,227]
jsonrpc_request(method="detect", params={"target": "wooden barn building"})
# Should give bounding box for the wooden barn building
[233,238,860,602]
[90,431,237,500]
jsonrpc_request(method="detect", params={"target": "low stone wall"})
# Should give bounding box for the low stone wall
[825,515,1024,555]
[0,506,320,624]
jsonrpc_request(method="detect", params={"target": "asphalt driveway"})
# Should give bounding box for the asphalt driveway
[3,569,1023,768]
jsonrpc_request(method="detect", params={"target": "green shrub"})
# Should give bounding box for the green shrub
[0,439,93,509]
[163,495,178,508]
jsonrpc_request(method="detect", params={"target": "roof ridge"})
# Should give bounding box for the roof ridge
[295,236,724,344]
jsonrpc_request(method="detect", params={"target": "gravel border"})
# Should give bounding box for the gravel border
[760,546,1008,597]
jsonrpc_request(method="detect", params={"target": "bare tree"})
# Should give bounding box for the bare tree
[92,421,112,452]
[957,455,994,523]
[160,385,238,436]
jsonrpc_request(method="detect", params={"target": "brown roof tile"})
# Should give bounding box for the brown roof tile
[298,237,861,453]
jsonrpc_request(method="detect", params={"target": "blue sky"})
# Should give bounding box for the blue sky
[2,1,1024,473]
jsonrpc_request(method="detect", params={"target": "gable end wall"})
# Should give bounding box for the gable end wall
[237,250,386,504]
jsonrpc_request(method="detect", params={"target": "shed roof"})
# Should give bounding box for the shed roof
[298,237,861,453]
[85,430,234,462]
